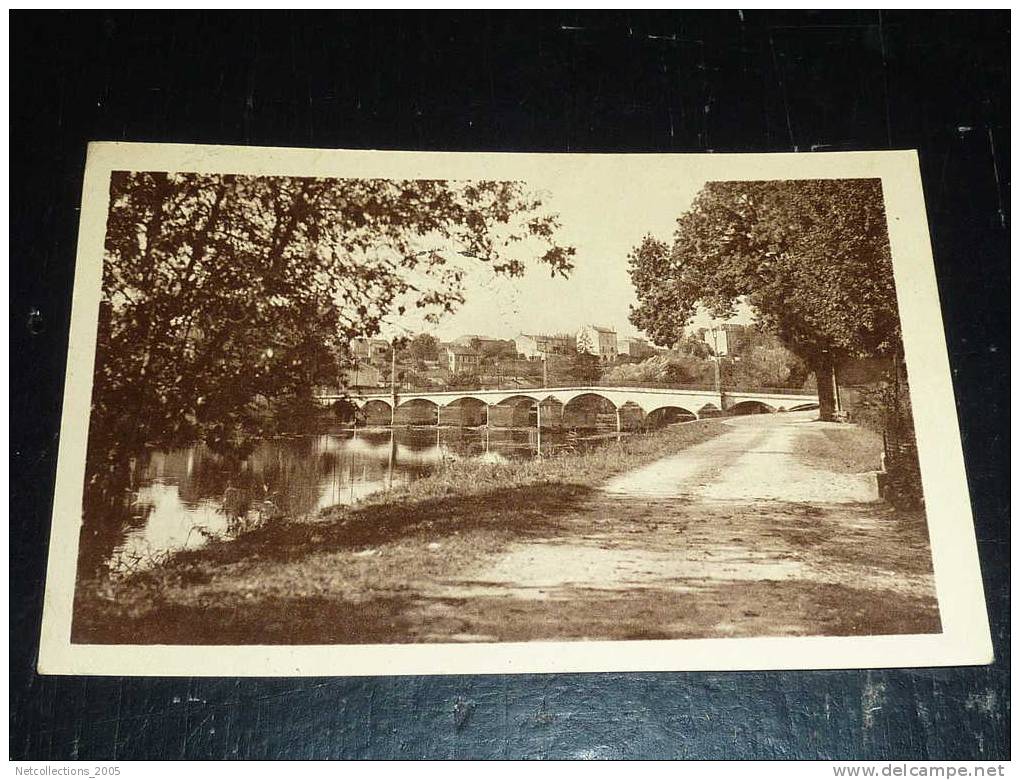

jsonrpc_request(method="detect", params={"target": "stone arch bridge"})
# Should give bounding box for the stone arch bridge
[317,386,819,430]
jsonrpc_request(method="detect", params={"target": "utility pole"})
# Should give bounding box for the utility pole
[536,399,542,458]
[390,342,397,427]
[543,354,548,388]
[710,326,724,409]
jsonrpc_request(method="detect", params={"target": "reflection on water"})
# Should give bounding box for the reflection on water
[83,426,612,574]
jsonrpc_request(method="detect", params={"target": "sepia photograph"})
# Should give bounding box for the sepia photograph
[38,144,989,675]
[12,10,1007,766]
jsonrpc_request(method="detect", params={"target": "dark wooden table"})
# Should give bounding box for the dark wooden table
[10,11,1009,760]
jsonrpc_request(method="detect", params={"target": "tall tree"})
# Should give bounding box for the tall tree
[571,333,603,385]
[628,179,899,419]
[89,172,574,492]
[406,333,440,366]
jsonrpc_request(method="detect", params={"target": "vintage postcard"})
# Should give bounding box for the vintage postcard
[38,143,991,676]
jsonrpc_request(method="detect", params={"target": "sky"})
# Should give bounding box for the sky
[387,170,749,346]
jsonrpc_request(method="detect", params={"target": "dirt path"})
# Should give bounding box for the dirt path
[409,413,940,642]
[603,413,878,503]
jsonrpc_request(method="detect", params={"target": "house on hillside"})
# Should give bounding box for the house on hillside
[450,334,517,359]
[445,344,481,374]
[576,325,618,363]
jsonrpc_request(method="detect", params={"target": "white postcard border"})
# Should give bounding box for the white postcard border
[38,143,992,676]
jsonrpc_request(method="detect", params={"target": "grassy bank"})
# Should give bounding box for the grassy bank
[73,419,729,644]
[795,424,884,474]
[343,420,726,511]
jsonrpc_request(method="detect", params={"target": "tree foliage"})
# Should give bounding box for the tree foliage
[604,326,812,391]
[604,355,712,386]
[628,179,900,368]
[725,346,811,390]
[406,333,440,365]
[675,333,712,360]
[89,171,574,483]
[571,333,603,385]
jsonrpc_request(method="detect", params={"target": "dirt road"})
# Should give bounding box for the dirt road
[413,412,940,642]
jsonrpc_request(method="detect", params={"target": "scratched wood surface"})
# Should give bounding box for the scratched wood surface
[10,11,1008,760]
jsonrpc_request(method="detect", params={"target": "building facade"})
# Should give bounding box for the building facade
[445,345,481,374]
[576,325,618,363]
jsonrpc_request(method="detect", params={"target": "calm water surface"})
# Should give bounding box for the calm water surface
[93,426,616,573]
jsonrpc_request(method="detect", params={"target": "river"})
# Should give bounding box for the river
[82,425,622,574]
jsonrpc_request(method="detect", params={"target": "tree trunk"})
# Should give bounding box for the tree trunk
[815,354,841,421]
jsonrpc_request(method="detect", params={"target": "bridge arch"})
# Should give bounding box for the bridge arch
[541,388,607,408]
[396,396,439,409]
[728,400,776,415]
[360,398,393,425]
[394,397,439,425]
[645,404,698,427]
[562,391,618,408]
[562,392,617,430]
[329,397,360,423]
[494,393,540,406]
[438,396,488,427]
[486,394,539,428]
[439,395,489,408]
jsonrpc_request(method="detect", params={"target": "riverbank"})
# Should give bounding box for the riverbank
[72,419,730,643]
